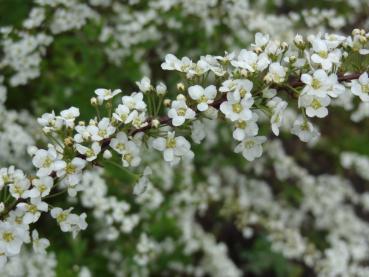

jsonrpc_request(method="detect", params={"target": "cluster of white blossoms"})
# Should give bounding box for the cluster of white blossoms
[1,28,369,268]
[0,165,87,266]
[1,0,369,274]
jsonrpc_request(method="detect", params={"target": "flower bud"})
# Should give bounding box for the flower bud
[90,97,98,106]
[103,150,112,159]
[156,82,167,96]
[176,94,186,101]
[151,119,160,128]
[352,29,361,36]
[254,47,262,54]
[294,34,305,49]
[164,99,171,107]
[64,137,74,147]
[281,42,289,51]
[177,82,185,92]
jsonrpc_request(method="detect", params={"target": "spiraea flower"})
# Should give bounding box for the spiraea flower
[188,85,217,112]
[265,62,286,83]
[51,208,87,238]
[299,95,331,118]
[220,93,254,122]
[76,142,101,161]
[122,92,147,111]
[310,38,342,71]
[234,136,267,161]
[152,131,193,164]
[32,147,59,177]
[291,117,320,142]
[301,69,330,97]
[94,88,122,102]
[231,50,270,72]
[121,141,141,167]
[168,97,196,126]
[351,72,369,102]
[88,118,116,141]
[232,113,259,141]
[0,222,29,256]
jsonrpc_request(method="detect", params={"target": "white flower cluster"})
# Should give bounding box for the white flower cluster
[0,164,87,267]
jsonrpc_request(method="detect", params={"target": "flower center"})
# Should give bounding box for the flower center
[56,212,68,223]
[236,121,247,129]
[38,183,47,193]
[66,163,76,175]
[120,113,128,121]
[232,103,243,113]
[43,157,53,168]
[244,140,255,149]
[311,99,322,110]
[98,129,107,138]
[177,107,187,116]
[318,51,328,58]
[362,84,369,93]
[124,153,133,162]
[27,204,38,214]
[166,137,176,148]
[2,232,14,242]
[311,79,321,90]
[199,95,208,103]
[86,149,94,158]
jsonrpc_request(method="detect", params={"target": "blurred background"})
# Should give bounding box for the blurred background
[1,0,369,276]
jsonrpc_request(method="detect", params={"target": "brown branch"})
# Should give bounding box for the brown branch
[97,71,366,154]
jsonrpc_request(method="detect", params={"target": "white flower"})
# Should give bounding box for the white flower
[252,32,269,48]
[17,197,48,224]
[310,38,341,71]
[326,73,345,98]
[351,72,369,102]
[51,208,87,238]
[234,136,267,161]
[301,70,330,97]
[25,176,53,198]
[88,118,116,141]
[110,132,129,154]
[268,98,288,135]
[188,85,217,111]
[266,62,286,83]
[232,113,259,141]
[0,222,29,256]
[122,92,146,111]
[136,77,152,93]
[299,95,331,118]
[220,79,253,101]
[56,157,86,180]
[161,54,192,72]
[8,177,30,199]
[32,230,49,254]
[152,132,193,164]
[168,98,196,126]
[220,93,254,122]
[59,107,80,128]
[131,112,148,129]
[113,104,137,124]
[121,141,141,167]
[156,82,167,96]
[231,50,270,72]
[32,148,58,177]
[76,142,101,161]
[95,88,121,102]
[291,117,320,142]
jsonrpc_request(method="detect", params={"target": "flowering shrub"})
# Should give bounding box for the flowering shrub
[1,0,369,276]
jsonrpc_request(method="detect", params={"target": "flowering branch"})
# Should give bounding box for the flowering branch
[1,28,369,267]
